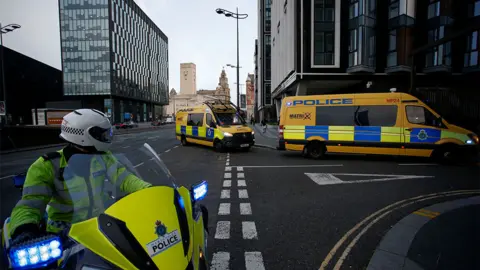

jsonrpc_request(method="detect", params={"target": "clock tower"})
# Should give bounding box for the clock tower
[180,63,197,95]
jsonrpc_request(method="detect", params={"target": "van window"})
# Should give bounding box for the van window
[406,106,440,127]
[316,106,355,126]
[206,114,214,126]
[354,105,397,126]
[187,113,204,126]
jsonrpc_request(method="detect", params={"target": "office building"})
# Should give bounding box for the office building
[256,0,276,122]
[59,0,169,123]
[270,0,480,131]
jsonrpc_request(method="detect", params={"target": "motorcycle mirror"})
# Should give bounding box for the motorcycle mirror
[13,174,26,189]
[191,181,208,202]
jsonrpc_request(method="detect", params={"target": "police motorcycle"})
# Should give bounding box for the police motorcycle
[1,143,210,269]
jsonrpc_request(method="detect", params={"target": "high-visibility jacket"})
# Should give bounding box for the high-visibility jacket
[9,149,152,236]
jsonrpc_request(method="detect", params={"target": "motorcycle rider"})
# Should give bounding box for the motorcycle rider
[8,108,152,245]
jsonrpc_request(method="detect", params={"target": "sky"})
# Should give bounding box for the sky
[0,0,257,105]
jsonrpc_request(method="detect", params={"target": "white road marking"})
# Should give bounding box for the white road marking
[211,252,230,270]
[240,203,252,215]
[320,189,480,269]
[133,162,144,168]
[226,162,230,166]
[147,136,159,140]
[239,189,249,199]
[398,163,438,166]
[214,221,230,239]
[221,190,231,199]
[224,173,231,179]
[218,203,231,215]
[238,180,247,187]
[0,175,14,180]
[223,180,231,187]
[237,173,245,179]
[235,164,343,168]
[245,252,266,270]
[174,145,179,148]
[237,167,244,171]
[225,166,232,171]
[242,221,258,239]
[165,149,170,153]
[121,146,130,149]
[305,173,434,186]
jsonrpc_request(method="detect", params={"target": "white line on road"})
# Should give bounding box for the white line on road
[214,221,230,239]
[221,190,231,199]
[242,222,258,239]
[165,149,170,153]
[225,166,232,171]
[234,164,343,168]
[121,146,130,149]
[218,203,231,215]
[237,167,244,171]
[245,252,266,270]
[226,162,230,166]
[147,136,159,140]
[398,163,438,166]
[211,252,230,270]
[305,173,435,186]
[238,180,246,187]
[223,180,231,187]
[133,162,144,168]
[239,189,249,199]
[224,173,231,179]
[240,203,252,215]
[237,173,245,179]
[174,145,179,148]
[0,175,14,180]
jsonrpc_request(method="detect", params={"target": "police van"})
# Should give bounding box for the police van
[278,92,479,161]
[176,100,255,151]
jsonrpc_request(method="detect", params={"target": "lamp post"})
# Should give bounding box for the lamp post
[226,63,241,105]
[215,8,248,108]
[0,23,21,127]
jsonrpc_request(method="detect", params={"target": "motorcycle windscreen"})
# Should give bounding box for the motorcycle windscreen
[69,186,190,270]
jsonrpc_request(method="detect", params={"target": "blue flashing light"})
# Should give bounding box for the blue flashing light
[178,195,185,210]
[9,236,62,269]
[193,181,208,201]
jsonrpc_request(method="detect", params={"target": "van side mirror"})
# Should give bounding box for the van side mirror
[210,121,217,128]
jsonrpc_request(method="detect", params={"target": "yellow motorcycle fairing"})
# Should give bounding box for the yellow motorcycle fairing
[69,186,194,270]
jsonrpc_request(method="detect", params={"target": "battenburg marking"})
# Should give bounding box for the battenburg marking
[146,220,182,257]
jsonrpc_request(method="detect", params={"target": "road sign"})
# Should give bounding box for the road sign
[304,173,435,186]
[0,101,5,116]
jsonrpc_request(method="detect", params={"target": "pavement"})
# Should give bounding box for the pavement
[1,126,479,269]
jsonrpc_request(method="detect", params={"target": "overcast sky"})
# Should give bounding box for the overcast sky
[0,0,257,104]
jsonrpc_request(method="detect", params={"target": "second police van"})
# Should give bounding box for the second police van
[278,92,479,161]
[176,101,255,152]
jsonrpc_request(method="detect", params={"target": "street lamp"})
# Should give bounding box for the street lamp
[0,23,21,127]
[215,8,248,108]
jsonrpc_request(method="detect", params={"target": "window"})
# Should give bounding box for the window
[277,21,280,34]
[465,31,479,67]
[284,0,288,14]
[387,30,397,67]
[475,0,480,17]
[354,105,398,126]
[206,114,214,126]
[349,0,359,19]
[348,29,358,66]
[316,106,355,126]
[389,0,399,19]
[406,106,441,127]
[427,1,440,19]
[187,113,204,126]
[426,26,451,67]
[313,0,336,66]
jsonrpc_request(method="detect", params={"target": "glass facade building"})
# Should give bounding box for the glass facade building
[59,0,168,123]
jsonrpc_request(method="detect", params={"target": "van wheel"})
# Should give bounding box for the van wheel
[305,141,326,159]
[432,144,457,164]
[181,136,188,146]
[214,140,224,152]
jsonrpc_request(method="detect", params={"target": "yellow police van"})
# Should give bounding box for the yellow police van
[176,101,255,151]
[278,92,479,161]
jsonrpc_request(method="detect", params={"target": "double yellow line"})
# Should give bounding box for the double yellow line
[413,208,440,219]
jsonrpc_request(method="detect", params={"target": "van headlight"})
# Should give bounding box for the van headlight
[467,133,479,145]
[251,131,255,135]
[223,132,233,137]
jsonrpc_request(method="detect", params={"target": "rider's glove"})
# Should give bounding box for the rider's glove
[10,223,41,246]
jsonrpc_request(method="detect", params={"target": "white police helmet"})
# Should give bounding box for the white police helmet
[60,109,113,152]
